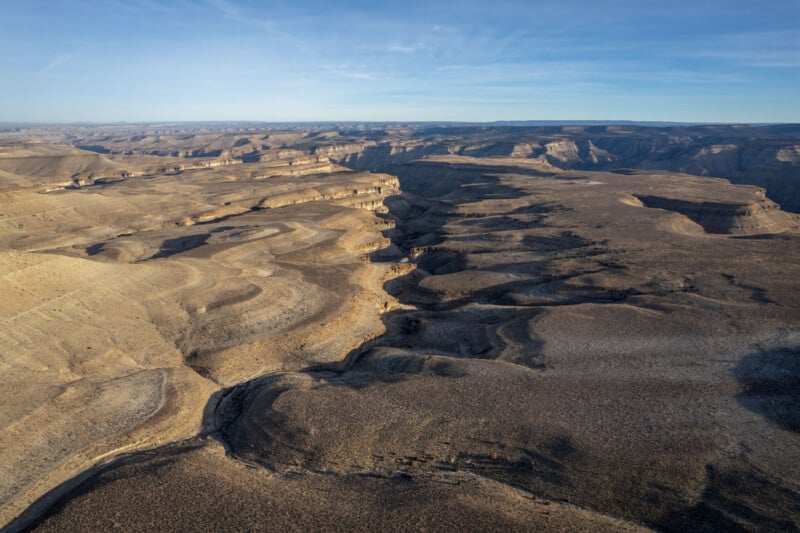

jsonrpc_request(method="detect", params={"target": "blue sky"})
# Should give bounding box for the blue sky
[0,0,798,122]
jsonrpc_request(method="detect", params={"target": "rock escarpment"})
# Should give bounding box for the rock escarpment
[635,191,793,234]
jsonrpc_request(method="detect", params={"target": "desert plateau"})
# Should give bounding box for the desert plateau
[0,122,796,531]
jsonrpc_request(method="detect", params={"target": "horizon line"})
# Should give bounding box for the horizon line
[1,120,797,128]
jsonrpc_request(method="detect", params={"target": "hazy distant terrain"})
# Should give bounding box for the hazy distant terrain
[1,124,799,531]
[4,122,797,210]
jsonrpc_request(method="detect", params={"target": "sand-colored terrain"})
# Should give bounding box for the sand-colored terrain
[0,140,401,527]
[1,125,799,531]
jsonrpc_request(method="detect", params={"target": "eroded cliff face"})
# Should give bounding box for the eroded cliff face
[633,191,793,234]
[588,136,799,202]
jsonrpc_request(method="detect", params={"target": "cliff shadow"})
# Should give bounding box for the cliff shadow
[657,463,800,531]
[734,346,800,433]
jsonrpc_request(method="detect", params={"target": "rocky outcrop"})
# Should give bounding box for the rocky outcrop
[777,145,800,164]
[545,139,581,163]
[257,173,399,212]
[635,193,795,234]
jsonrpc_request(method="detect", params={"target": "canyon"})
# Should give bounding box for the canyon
[0,123,799,531]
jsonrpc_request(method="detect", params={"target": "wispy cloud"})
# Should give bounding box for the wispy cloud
[207,0,239,18]
[388,44,416,53]
[108,0,177,15]
[3,0,797,122]
[206,0,273,31]
[41,54,72,73]
[330,69,373,80]
[693,49,800,68]
[132,0,176,14]
[668,29,800,68]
